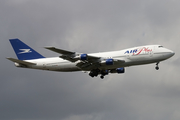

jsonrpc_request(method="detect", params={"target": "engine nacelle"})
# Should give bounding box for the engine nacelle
[110,67,125,74]
[116,67,125,73]
[80,54,88,60]
[106,59,114,65]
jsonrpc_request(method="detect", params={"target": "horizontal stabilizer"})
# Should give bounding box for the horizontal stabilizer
[7,58,36,65]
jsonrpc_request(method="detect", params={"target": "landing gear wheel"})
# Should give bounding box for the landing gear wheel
[89,73,94,77]
[100,75,104,79]
[155,62,159,70]
[155,66,159,70]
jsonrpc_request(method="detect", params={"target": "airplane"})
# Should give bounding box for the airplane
[7,38,175,79]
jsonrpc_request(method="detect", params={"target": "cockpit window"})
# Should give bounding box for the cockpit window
[158,46,163,48]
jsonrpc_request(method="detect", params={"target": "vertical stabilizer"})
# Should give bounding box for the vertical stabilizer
[9,39,45,60]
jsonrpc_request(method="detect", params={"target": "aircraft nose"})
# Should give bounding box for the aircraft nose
[171,51,175,57]
[166,49,175,58]
[168,49,175,55]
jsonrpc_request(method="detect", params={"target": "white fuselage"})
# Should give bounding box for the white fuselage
[18,45,174,72]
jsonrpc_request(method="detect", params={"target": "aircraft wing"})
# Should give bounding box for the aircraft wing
[45,47,125,70]
[44,47,75,55]
[76,58,125,70]
[45,47,78,62]
[45,47,100,62]
[7,58,36,66]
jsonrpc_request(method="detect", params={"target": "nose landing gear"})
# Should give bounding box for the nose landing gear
[100,75,104,79]
[155,62,159,70]
[89,69,100,77]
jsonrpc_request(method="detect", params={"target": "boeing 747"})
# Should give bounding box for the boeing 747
[7,39,175,79]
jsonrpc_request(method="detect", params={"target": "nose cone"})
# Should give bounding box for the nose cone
[169,49,175,56]
[165,49,175,58]
[171,51,175,56]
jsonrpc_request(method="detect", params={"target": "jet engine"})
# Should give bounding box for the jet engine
[105,59,114,65]
[110,67,125,74]
[80,54,88,60]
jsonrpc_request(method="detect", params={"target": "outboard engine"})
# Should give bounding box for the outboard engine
[116,67,125,73]
[110,67,125,74]
[80,54,88,60]
[106,59,114,65]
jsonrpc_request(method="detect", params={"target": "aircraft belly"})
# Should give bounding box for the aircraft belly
[47,63,80,72]
[124,56,166,66]
[56,64,80,72]
[33,62,80,72]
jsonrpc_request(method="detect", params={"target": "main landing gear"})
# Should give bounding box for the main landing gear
[155,62,159,70]
[89,69,99,78]
[89,69,108,79]
[100,70,108,79]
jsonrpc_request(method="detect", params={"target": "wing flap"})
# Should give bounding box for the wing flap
[60,55,77,62]
[86,55,100,62]
[113,59,125,63]
[76,61,100,70]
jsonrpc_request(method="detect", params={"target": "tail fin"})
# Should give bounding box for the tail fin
[9,39,45,60]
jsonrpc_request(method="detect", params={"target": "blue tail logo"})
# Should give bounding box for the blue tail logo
[9,38,45,60]
[18,49,32,54]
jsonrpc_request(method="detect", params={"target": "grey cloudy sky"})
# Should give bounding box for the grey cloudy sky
[0,0,180,120]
